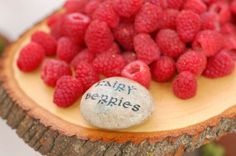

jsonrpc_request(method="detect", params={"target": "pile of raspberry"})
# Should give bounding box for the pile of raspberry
[17,0,236,107]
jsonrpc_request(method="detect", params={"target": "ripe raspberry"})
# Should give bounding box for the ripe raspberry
[50,13,66,40]
[209,1,231,24]
[231,0,236,15]
[183,0,207,14]
[63,0,88,13]
[221,23,236,35]
[102,42,121,54]
[223,35,236,53]
[17,42,45,72]
[193,30,223,57]
[47,13,61,28]
[121,60,151,88]
[159,9,179,29]
[75,61,100,91]
[57,37,81,63]
[31,31,57,56]
[85,0,101,16]
[176,10,201,43]
[63,13,90,44]
[201,12,220,31]
[134,33,160,64]
[113,21,135,50]
[135,3,162,33]
[122,51,137,64]
[156,29,185,58]
[85,20,114,54]
[93,1,120,28]
[53,76,83,108]
[71,49,95,68]
[203,51,235,78]
[177,50,207,76]
[93,53,126,77]
[145,0,167,9]
[172,71,197,99]
[41,59,72,87]
[151,56,176,82]
[113,0,143,17]
[166,0,184,10]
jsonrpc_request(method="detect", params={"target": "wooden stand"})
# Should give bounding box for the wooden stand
[1,14,236,156]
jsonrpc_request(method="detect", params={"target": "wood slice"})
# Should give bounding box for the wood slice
[1,12,236,156]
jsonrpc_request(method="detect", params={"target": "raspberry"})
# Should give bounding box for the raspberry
[231,0,236,15]
[57,37,81,63]
[50,14,66,40]
[134,33,160,64]
[151,56,176,82]
[63,0,88,13]
[221,23,236,35]
[47,13,61,28]
[176,10,201,43]
[85,20,114,54]
[201,12,220,31]
[17,42,45,72]
[31,31,57,56]
[102,42,121,54]
[183,0,207,14]
[93,52,126,77]
[177,50,207,76]
[223,35,236,53]
[41,59,72,87]
[159,9,179,29]
[193,30,223,57]
[71,49,95,68]
[93,1,120,28]
[84,0,101,16]
[75,61,100,91]
[145,0,167,9]
[121,60,151,88]
[203,51,235,78]
[113,0,143,17]
[63,13,90,44]
[113,21,135,50]
[53,76,83,108]
[122,51,137,64]
[210,1,231,24]
[135,3,162,33]
[166,0,184,10]
[156,29,185,58]
[172,71,197,99]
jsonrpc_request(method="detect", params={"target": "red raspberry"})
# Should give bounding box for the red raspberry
[50,13,66,40]
[113,21,135,50]
[135,3,162,33]
[63,0,88,13]
[193,30,223,57]
[47,13,61,28]
[57,37,81,63]
[121,60,151,88]
[209,1,231,24]
[63,13,90,44]
[102,42,121,54]
[134,33,160,64]
[145,0,167,9]
[71,49,95,68]
[203,50,235,78]
[122,51,137,64]
[183,0,207,14]
[84,0,101,16]
[17,42,45,72]
[93,53,126,77]
[172,71,197,99]
[75,61,100,91]
[167,0,184,10]
[151,56,176,82]
[159,9,179,29]
[223,35,236,53]
[85,20,114,54]
[156,29,185,58]
[113,0,143,17]
[41,59,72,87]
[53,76,83,108]
[93,1,120,28]
[231,0,236,15]
[176,10,201,43]
[201,12,220,31]
[31,31,57,56]
[177,50,207,76]
[227,50,236,61]
[221,23,236,35]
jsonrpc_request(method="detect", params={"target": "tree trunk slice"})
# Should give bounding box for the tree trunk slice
[1,12,236,156]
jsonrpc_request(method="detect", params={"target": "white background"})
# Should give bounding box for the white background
[0,0,64,155]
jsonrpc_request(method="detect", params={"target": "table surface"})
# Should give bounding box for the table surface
[0,0,64,155]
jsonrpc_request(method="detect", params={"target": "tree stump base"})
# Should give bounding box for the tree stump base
[1,12,236,156]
